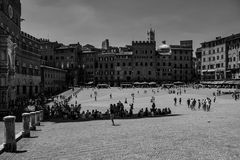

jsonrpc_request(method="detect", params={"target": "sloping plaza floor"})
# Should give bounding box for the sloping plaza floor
[1,88,240,160]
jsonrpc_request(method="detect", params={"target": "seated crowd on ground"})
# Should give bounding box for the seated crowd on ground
[44,99,172,121]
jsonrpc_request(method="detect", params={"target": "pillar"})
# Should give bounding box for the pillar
[36,111,40,126]
[30,112,36,130]
[39,110,43,121]
[22,113,30,138]
[3,116,16,152]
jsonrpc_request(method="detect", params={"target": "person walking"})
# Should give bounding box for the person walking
[110,104,115,126]
[174,97,177,106]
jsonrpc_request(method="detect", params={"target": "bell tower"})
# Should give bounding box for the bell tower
[147,28,155,42]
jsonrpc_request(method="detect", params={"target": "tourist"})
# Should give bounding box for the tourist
[110,104,115,126]
[174,97,177,106]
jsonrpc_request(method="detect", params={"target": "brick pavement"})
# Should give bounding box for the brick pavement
[1,96,240,160]
[1,88,240,160]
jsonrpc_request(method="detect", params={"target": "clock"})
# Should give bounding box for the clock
[8,5,13,19]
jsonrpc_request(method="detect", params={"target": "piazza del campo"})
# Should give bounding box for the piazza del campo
[0,0,240,159]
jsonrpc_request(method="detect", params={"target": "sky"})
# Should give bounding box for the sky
[21,0,240,51]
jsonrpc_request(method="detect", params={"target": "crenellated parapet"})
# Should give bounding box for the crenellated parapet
[132,41,156,46]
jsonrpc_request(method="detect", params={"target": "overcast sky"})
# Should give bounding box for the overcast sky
[21,0,240,50]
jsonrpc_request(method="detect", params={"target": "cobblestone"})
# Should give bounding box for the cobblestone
[1,89,240,159]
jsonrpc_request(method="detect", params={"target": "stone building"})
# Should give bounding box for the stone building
[39,39,67,95]
[226,34,240,80]
[0,0,21,110]
[95,52,116,85]
[55,43,81,86]
[40,65,66,96]
[201,37,227,81]
[16,31,41,99]
[194,48,202,81]
[170,40,193,82]
[131,41,156,82]
[156,42,173,82]
[114,51,133,85]
[80,50,97,84]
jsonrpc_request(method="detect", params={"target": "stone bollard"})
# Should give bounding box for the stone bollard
[40,110,44,121]
[3,116,17,152]
[22,113,30,138]
[36,111,40,126]
[30,112,36,130]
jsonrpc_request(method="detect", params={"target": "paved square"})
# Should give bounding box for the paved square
[1,88,240,160]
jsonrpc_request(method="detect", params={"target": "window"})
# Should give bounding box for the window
[123,63,126,66]
[145,62,148,66]
[17,86,20,95]
[117,63,120,66]
[35,86,38,94]
[137,71,140,75]
[136,62,138,66]
[23,86,27,94]
[203,58,205,62]
[150,62,153,66]
[148,71,151,75]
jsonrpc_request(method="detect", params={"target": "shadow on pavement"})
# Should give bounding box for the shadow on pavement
[49,114,183,123]
[27,136,38,139]
[6,150,27,154]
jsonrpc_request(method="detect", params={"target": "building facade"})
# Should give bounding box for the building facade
[81,39,194,86]
[55,43,81,86]
[16,31,41,99]
[40,65,66,96]
[201,37,227,81]
[0,0,21,110]
[226,34,240,80]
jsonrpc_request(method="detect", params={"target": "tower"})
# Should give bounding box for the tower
[147,28,155,42]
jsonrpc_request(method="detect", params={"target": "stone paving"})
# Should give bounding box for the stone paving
[0,90,240,160]
[0,88,240,159]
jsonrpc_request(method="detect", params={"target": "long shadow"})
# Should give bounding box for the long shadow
[13,150,27,153]
[27,136,38,139]
[4,150,27,154]
[49,114,183,124]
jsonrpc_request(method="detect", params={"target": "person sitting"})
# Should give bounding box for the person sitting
[157,108,162,115]
[144,108,149,117]
[81,111,86,120]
